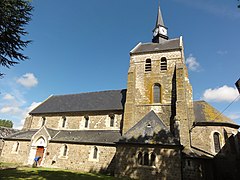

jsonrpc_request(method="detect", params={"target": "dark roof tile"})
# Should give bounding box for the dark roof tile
[130,38,181,55]
[51,130,121,144]
[30,89,126,114]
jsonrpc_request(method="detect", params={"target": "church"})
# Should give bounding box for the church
[1,4,240,180]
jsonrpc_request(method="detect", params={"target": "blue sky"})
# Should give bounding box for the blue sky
[0,0,240,128]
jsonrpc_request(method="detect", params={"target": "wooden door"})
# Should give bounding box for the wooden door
[35,146,44,165]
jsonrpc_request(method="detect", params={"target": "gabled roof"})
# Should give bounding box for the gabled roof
[130,38,181,55]
[119,111,180,146]
[193,101,238,126]
[30,89,126,114]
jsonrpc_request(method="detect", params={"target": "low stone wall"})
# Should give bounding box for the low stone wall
[41,142,116,174]
[0,140,31,164]
[115,144,182,180]
[0,127,19,156]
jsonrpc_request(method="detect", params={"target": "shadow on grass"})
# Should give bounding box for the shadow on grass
[0,167,117,180]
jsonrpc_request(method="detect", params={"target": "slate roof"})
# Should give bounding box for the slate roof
[130,38,181,55]
[30,89,126,114]
[52,130,121,144]
[119,111,180,146]
[4,129,38,140]
[193,101,238,126]
[182,147,214,159]
[4,128,121,145]
[0,127,19,138]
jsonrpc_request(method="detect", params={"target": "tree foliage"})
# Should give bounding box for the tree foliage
[0,0,33,76]
[0,119,13,128]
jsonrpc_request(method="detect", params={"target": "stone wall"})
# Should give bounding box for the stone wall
[123,50,183,134]
[26,113,122,131]
[0,140,31,164]
[191,126,238,155]
[42,142,116,174]
[115,144,182,180]
[0,127,19,156]
[182,158,214,180]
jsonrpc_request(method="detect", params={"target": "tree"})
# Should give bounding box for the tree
[0,119,13,128]
[0,0,33,77]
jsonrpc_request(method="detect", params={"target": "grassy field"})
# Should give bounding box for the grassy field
[0,162,119,180]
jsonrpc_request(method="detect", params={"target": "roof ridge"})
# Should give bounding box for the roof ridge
[141,37,180,45]
[52,89,126,97]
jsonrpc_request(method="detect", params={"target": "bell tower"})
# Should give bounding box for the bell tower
[122,5,195,147]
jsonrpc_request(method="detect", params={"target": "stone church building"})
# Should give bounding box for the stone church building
[1,5,240,180]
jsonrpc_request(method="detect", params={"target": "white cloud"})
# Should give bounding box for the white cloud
[0,101,41,129]
[203,85,239,102]
[217,50,228,55]
[15,101,42,129]
[186,54,201,71]
[25,102,41,114]
[17,73,38,88]
[3,93,15,100]
[0,106,21,114]
[228,113,240,120]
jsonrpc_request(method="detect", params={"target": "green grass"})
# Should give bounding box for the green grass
[0,162,119,180]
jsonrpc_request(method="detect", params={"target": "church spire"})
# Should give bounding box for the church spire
[155,6,164,28]
[152,5,168,43]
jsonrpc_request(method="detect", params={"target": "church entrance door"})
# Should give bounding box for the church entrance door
[35,146,44,165]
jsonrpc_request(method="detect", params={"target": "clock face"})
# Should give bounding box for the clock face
[159,27,167,36]
[153,28,159,37]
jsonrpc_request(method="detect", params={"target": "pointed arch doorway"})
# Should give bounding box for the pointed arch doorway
[28,136,47,166]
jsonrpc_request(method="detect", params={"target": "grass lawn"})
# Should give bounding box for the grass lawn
[0,162,120,180]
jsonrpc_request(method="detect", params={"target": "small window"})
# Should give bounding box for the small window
[150,153,156,166]
[145,59,152,72]
[145,124,153,138]
[84,115,89,128]
[153,83,161,103]
[109,114,115,127]
[63,144,67,156]
[143,152,149,166]
[41,117,46,127]
[161,57,167,70]
[62,116,66,128]
[15,142,19,152]
[93,146,98,159]
[137,152,143,165]
[214,132,221,153]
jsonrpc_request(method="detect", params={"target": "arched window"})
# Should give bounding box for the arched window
[161,57,167,70]
[84,115,89,128]
[213,132,221,153]
[41,117,46,126]
[145,59,152,72]
[150,153,156,166]
[137,152,143,165]
[93,146,98,159]
[15,142,19,152]
[63,144,67,156]
[143,152,149,166]
[62,116,66,128]
[153,83,161,103]
[109,114,115,127]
